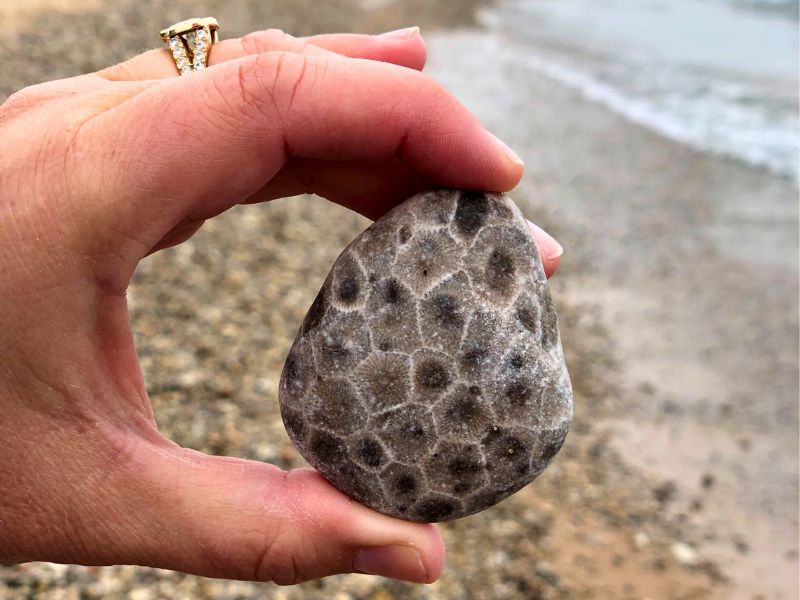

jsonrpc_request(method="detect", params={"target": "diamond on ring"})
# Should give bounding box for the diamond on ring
[160,17,219,76]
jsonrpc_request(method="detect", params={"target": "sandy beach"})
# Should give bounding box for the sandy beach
[0,1,797,599]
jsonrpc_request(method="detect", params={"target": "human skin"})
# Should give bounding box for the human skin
[0,27,562,585]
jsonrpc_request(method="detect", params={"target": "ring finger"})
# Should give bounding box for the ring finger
[100,27,426,81]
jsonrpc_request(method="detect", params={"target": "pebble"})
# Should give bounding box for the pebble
[279,190,573,521]
[671,542,701,566]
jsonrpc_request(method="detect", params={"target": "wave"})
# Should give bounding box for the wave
[523,55,799,182]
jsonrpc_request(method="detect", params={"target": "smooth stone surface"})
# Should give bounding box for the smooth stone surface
[279,190,572,522]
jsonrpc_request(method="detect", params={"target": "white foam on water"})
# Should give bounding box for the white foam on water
[479,0,800,182]
[522,53,799,181]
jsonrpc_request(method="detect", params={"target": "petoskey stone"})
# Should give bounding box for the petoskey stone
[279,189,572,522]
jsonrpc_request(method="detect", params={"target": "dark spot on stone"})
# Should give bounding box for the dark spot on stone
[454,190,490,236]
[469,385,481,396]
[399,224,412,244]
[322,340,348,358]
[422,269,428,277]
[382,463,423,507]
[309,430,346,465]
[395,475,417,495]
[415,498,456,522]
[453,481,472,494]
[506,382,531,406]
[356,437,386,468]
[409,423,425,437]
[431,294,463,328]
[461,345,487,367]
[283,411,305,440]
[379,404,436,462]
[540,427,568,461]
[416,360,451,390]
[379,342,391,351]
[337,276,359,303]
[509,354,525,369]
[369,273,378,283]
[483,425,502,441]
[517,306,537,333]
[447,397,478,423]
[284,355,300,389]
[448,457,481,476]
[487,247,516,294]
[302,289,326,334]
[384,279,403,305]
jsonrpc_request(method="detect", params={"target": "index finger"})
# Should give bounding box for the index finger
[79,51,524,277]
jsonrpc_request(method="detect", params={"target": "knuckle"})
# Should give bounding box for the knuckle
[240,28,303,55]
[240,28,280,53]
[412,70,451,105]
[279,29,298,50]
[0,86,41,128]
[287,35,310,55]
[2,85,37,111]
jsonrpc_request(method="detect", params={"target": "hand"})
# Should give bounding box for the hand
[0,27,562,585]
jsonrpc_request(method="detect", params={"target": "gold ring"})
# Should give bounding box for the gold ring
[160,17,220,76]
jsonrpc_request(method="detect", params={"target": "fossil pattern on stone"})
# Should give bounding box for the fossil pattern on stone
[279,190,572,522]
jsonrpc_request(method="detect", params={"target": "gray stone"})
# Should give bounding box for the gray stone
[279,190,572,522]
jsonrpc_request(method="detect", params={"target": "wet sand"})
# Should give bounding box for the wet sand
[0,1,797,599]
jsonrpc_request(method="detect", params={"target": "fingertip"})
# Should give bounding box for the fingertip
[369,28,427,71]
[483,130,525,191]
[352,523,445,584]
[420,523,446,583]
[286,469,446,583]
[527,220,563,278]
[485,130,524,168]
[377,26,421,40]
[543,253,561,278]
[308,29,427,71]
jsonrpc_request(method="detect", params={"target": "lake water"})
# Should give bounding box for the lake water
[477,0,799,182]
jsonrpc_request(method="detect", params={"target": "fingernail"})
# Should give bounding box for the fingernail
[527,220,563,259]
[354,545,427,582]
[378,26,421,40]
[486,131,524,167]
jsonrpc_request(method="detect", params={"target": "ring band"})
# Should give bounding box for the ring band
[160,17,219,75]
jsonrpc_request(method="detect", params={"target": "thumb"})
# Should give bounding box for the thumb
[123,443,445,584]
